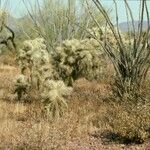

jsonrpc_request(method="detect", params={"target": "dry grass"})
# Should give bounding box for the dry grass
[0,75,109,149]
[0,62,109,149]
[0,55,150,149]
[0,51,17,66]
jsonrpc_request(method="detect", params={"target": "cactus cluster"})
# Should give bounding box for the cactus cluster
[53,38,105,85]
[17,38,72,119]
[52,27,133,87]
[18,38,54,89]
[88,27,119,49]
[88,27,133,50]
[17,29,125,118]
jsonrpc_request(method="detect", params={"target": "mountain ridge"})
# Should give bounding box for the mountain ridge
[118,21,148,32]
[6,15,149,33]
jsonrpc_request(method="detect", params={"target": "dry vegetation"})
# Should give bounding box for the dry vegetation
[0,54,149,150]
[0,0,150,149]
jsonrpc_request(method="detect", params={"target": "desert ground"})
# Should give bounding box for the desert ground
[0,53,149,150]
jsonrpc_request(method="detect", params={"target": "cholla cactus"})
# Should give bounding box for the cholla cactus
[17,37,71,119]
[18,38,49,72]
[17,38,54,89]
[14,75,30,101]
[53,38,105,85]
[41,79,72,119]
[87,27,119,49]
[87,26,133,50]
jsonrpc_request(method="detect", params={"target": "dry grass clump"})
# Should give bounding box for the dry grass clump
[0,63,149,149]
[0,64,111,149]
[0,64,19,100]
[103,99,150,144]
[0,79,107,149]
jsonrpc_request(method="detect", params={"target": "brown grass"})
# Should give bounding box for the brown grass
[0,51,17,66]
[0,55,150,149]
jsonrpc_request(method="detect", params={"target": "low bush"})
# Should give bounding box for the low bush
[41,79,72,120]
[14,74,30,101]
[104,99,150,144]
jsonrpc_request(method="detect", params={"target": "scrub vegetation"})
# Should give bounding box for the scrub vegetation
[0,0,150,149]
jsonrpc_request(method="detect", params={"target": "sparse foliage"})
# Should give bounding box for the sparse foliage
[23,0,105,50]
[105,100,150,144]
[90,0,150,98]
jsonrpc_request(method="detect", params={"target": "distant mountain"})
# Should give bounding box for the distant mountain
[5,15,150,34]
[118,21,148,32]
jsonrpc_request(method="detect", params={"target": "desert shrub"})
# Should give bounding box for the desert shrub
[41,79,72,119]
[17,38,72,119]
[17,38,54,88]
[53,38,106,86]
[14,74,30,101]
[91,0,150,98]
[104,100,150,144]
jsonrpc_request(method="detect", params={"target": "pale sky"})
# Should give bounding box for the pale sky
[1,0,150,23]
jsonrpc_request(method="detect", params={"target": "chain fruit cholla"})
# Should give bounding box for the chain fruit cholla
[17,38,72,119]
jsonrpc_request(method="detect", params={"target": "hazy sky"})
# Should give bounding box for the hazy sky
[1,0,150,23]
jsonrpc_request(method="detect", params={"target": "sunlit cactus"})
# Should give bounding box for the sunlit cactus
[87,26,133,51]
[17,37,72,119]
[17,38,53,89]
[41,79,72,119]
[14,74,30,101]
[53,38,105,86]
